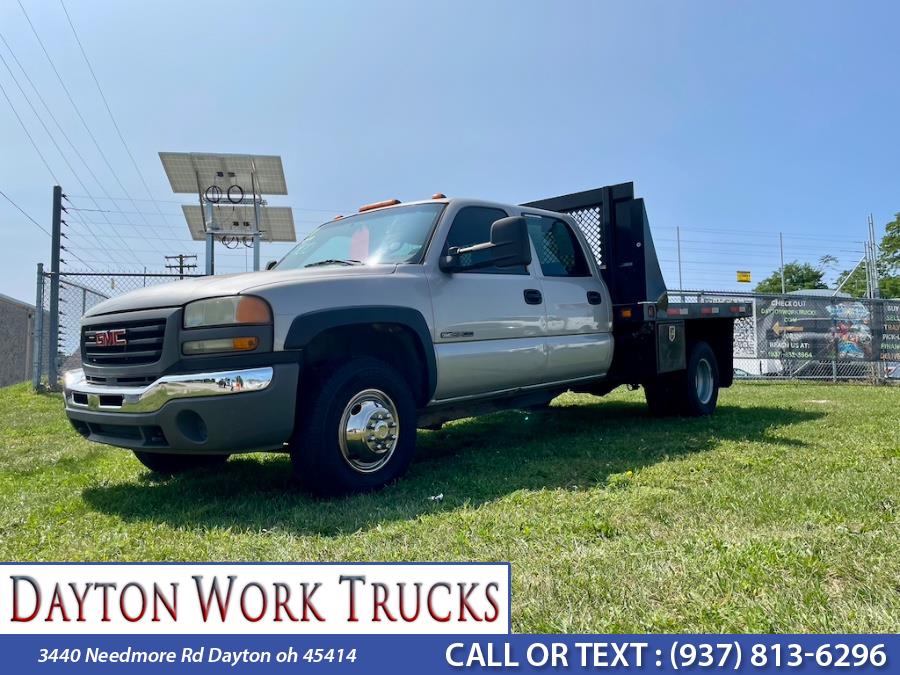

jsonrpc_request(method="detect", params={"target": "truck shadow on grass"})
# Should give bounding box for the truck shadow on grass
[81,401,822,537]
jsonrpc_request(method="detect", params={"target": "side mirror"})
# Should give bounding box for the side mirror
[440,216,532,271]
[487,216,532,268]
[265,260,278,271]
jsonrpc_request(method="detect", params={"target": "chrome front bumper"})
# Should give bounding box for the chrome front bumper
[63,367,274,414]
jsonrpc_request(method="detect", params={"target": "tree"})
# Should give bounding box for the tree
[882,212,900,269]
[754,261,827,294]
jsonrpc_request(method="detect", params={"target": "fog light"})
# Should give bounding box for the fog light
[182,337,259,355]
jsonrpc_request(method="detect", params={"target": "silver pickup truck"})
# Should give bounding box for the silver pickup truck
[64,183,750,494]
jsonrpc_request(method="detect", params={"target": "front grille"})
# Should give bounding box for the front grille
[82,319,166,366]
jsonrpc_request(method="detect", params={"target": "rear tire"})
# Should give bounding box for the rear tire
[290,358,416,495]
[681,341,719,416]
[132,451,229,475]
[644,341,719,417]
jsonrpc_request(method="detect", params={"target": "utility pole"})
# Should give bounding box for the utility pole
[165,254,198,279]
[47,186,62,390]
[676,226,683,291]
[864,241,874,298]
[779,232,786,294]
[868,214,880,299]
[866,214,884,384]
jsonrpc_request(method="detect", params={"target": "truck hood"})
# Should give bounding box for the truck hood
[85,265,397,317]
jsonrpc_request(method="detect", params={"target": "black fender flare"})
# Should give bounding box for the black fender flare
[283,306,437,401]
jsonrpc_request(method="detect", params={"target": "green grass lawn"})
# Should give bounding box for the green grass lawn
[0,381,897,632]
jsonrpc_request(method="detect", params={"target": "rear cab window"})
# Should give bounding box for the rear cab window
[525,215,591,277]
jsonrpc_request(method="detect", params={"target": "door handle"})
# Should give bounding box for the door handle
[523,289,543,305]
[586,290,603,305]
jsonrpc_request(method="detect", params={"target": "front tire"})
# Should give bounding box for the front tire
[132,451,229,475]
[290,358,416,495]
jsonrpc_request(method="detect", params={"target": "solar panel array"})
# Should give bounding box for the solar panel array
[182,205,297,242]
[159,152,288,195]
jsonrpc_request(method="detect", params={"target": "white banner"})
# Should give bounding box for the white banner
[0,563,510,635]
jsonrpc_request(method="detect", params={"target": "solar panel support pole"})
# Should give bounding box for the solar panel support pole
[252,169,261,271]
[204,199,215,275]
[205,233,214,275]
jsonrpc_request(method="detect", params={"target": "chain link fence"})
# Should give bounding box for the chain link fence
[670,290,900,382]
[31,267,899,389]
[33,269,202,389]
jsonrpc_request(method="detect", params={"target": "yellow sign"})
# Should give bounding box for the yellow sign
[736,271,751,283]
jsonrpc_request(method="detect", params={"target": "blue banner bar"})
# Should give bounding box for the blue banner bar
[1,634,895,673]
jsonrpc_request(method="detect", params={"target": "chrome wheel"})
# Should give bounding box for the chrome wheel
[338,388,399,474]
[695,358,713,405]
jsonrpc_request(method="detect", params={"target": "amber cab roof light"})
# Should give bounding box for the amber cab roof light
[431,193,446,199]
[358,198,401,213]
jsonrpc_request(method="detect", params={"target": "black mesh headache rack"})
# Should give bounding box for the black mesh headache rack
[524,182,751,384]
[524,182,751,323]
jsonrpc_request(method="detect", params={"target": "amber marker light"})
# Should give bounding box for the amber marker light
[235,296,272,324]
[182,337,259,355]
[358,199,401,212]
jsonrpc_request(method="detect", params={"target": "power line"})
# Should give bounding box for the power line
[16,0,169,258]
[0,44,137,267]
[0,76,108,268]
[65,195,356,214]
[0,32,171,266]
[653,247,863,262]
[0,186,96,270]
[67,231,197,244]
[0,59,127,270]
[65,204,327,225]
[58,0,176,230]
[655,224,866,245]
[654,236,864,255]
[0,29,105,182]
[0,186,50,236]
[0,78,59,182]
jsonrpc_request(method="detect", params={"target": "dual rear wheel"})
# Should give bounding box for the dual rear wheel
[644,341,720,417]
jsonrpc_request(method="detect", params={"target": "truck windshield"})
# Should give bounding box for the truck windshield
[275,203,445,270]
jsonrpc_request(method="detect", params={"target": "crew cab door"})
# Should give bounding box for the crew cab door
[523,213,613,382]
[427,206,547,400]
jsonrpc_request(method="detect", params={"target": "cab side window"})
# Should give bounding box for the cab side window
[526,216,591,277]
[442,206,527,274]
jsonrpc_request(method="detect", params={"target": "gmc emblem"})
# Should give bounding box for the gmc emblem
[92,329,127,347]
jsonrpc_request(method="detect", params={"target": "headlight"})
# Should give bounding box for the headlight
[183,296,272,329]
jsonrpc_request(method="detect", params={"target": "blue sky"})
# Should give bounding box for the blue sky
[2,0,899,303]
